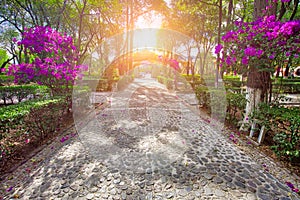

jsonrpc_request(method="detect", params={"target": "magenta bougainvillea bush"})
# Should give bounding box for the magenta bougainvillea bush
[216,15,300,73]
[6,26,86,95]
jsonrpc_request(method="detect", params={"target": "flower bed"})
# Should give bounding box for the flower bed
[251,104,300,161]
[0,97,68,168]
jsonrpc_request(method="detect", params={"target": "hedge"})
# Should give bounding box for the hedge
[0,75,14,85]
[0,85,49,105]
[273,82,300,94]
[157,75,174,90]
[181,74,201,81]
[223,75,242,88]
[251,104,300,161]
[0,97,67,140]
[194,85,227,118]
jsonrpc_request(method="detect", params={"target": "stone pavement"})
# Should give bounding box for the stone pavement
[1,78,300,200]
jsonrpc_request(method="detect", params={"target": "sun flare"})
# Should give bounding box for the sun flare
[135,13,163,29]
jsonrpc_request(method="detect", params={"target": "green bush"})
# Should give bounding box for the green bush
[251,104,300,161]
[117,75,134,90]
[0,97,68,166]
[181,74,201,81]
[273,82,300,93]
[223,76,242,88]
[157,76,164,84]
[157,76,174,90]
[0,97,67,140]
[0,75,14,85]
[226,92,247,124]
[195,85,209,107]
[25,98,68,141]
[195,84,227,121]
[0,85,49,105]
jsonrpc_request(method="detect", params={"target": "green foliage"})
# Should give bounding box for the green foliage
[0,74,14,85]
[0,97,66,141]
[0,85,49,105]
[157,75,174,90]
[251,103,300,161]
[116,75,134,91]
[194,83,227,121]
[0,97,68,165]
[181,74,201,81]
[195,85,209,108]
[24,98,68,141]
[223,75,242,88]
[226,91,247,124]
[273,79,300,94]
[0,49,8,67]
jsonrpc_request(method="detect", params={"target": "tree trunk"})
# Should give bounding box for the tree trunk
[240,0,275,131]
[240,68,262,130]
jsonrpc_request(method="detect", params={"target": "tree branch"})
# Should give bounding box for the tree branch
[1,55,16,69]
[289,0,299,20]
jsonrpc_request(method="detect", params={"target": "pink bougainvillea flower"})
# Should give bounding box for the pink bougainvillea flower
[292,188,299,193]
[286,181,294,189]
[6,186,13,192]
[71,133,77,137]
[6,26,87,92]
[262,164,267,168]
[244,46,257,56]
[60,135,69,143]
[215,44,223,54]
[25,168,31,173]
[241,56,249,65]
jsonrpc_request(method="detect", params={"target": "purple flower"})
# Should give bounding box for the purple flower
[215,44,223,54]
[292,188,299,193]
[222,31,238,42]
[256,49,264,58]
[60,135,69,143]
[269,54,275,59]
[286,181,294,188]
[241,56,249,65]
[226,56,232,65]
[6,186,13,192]
[244,47,257,56]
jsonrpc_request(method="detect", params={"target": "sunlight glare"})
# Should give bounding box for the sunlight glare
[133,29,160,50]
[135,13,162,29]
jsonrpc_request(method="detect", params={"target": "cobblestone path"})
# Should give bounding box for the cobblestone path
[1,78,299,200]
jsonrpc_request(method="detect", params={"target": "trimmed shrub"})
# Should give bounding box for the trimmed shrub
[157,75,174,90]
[0,97,67,140]
[0,85,49,105]
[223,75,242,88]
[226,92,247,124]
[181,74,201,82]
[0,97,68,167]
[251,104,300,161]
[117,75,134,91]
[0,75,14,85]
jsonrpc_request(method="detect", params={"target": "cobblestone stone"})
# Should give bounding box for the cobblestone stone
[0,78,299,200]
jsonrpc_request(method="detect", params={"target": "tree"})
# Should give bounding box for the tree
[218,0,300,130]
[163,0,220,77]
[6,26,86,96]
